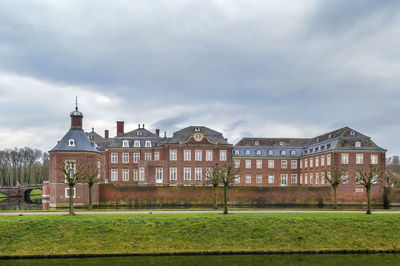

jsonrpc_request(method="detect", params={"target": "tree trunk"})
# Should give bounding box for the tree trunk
[333,186,337,209]
[366,187,371,214]
[88,184,93,210]
[69,184,75,216]
[213,185,218,209]
[223,184,228,215]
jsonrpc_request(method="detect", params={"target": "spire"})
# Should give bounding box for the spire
[75,96,78,111]
[70,97,83,129]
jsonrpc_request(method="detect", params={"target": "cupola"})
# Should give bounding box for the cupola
[70,98,83,129]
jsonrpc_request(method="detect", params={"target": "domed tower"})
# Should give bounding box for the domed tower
[47,101,103,208]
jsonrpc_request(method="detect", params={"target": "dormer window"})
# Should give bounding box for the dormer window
[350,131,355,136]
[134,140,140,147]
[245,150,250,155]
[290,150,296,155]
[316,138,319,143]
[281,150,286,156]
[327,143,331,149]
[255,141,259,146]
[279,141,284,146]
[355,141,361,148]
[194,127,201,132]
[68,139,75,147]
[268,150,273,155]
[256,150,261,155]
[122,140,129,147]
[137,131,143,136]
[234,150,239,155]
[145,141,152,147]
[329,134,333,139]
[314,147,319,152]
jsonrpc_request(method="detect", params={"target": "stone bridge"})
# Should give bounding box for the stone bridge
[0,185,43,198]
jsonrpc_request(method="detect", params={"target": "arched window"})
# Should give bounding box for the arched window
[281,150,286,156]
[145,141,152,147]
[245,150,250,155]
[234,150,239,155]
[134,140,140,147]
[256,150,261,155]
[268,150,273,155]
[68,139,75,147]
[355,141,361,148]
[122,140,129,147]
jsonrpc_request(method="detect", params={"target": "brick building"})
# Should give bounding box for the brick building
[47,106,386,207]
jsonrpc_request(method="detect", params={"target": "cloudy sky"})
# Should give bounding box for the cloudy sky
[0,0,399,155]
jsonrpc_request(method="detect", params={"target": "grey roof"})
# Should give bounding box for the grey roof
[123,128,159,138]
[167,126,229,145]
[50,128,100,153]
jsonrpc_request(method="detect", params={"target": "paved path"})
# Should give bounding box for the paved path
[1,210,400,215]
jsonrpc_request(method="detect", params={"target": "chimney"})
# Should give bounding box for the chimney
[117,121,124,137]
[142,124,145,129]
[155,129,160,136]
[105,130,109,139]
[138,124,140,129]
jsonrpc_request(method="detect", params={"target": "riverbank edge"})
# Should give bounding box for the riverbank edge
[1,249,400,260]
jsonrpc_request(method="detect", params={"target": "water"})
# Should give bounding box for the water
[1,254,400,266]
[0,196,43,211]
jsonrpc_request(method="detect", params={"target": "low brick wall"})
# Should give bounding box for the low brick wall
[98,184,387,207]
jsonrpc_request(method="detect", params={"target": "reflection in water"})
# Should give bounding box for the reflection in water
[0,196,43,211]
[1,254,400,266]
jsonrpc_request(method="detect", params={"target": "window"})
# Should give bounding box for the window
[68,139,75,147]
[155,152,160,161]
[134,153,140,163]
[356,172,362,184]
[291,174,297,184]
[372,174,378,184]
[268,160,274,169]
[184,150,191,161]
[315,157,319,167]
[145,153,151,161]
[315,173,319,185]
[279,141,284,146]
[300,174,303,184]
[111,153,118,163]
[195,150,202,161]
[156,168,163,183]
[300,160,303,169]
[268,174,274,184]
[281,160,287,169]
[220,150,227,161]
[281,174,288,186]
[256,174,262,184]
[184,168,191,180]
[205,168,212,180]
[170,150,177,161]
[281,150,286,156]
[256,160,262,169]
[310,158,313,168]
[145,141,151,148]
[139,168,144,181]
[291,150,296,155]
[235,175,240,184]
[305,159,308,168]
[134,140,140,147]
[291,160,297,169]
[234,150,239,155]
[206,150,213,161]
[321,156,325,166]
[350,131,355,135]
[310,173,313,184]
[245,150,250,155]
[245,160,251,169]
[305,173,308,184]
[245,174,251,184]
[195,168,202,181]
[327,172,331,183]
[327,154,331,166]
[111,169,118,181]
[234,160,240,168]
[371,154,378,164]
[122,153,129,163]
[97,161,101,179]
[268,150,273,155]
[134,169,138,181]
[256,150,261,155]
[122,169,129,181]
[342,172,349,184]
[355,141,361,148]
[321,172,325,184]
[341,154,349,164]
[255,141,259,145]
[356,154,363,164]
[169,168,177,181]
[64,160,76,181]
[122,140,129,147]
[65,187,76,198]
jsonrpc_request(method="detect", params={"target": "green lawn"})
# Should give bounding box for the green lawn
[0,192,7,198]
[0,213,400,256]
[30,189,42,196]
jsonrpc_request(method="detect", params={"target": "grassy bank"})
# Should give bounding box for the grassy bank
[1,213,400,256]
[0,192,7,198]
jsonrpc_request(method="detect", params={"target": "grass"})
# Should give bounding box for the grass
[0,192,7,198]
[1,213,400,256]
[30,189,42,196]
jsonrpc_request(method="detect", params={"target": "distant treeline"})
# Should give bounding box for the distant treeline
[0,147,49,187]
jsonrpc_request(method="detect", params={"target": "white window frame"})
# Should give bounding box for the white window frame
[122,140,129,147]
[111,169,118,181]
[281,160,287,169]
[134,153,140,163]
[315,173,319,185]
[305,159,308,168]
[65,187,76,198]
[195,168,202,181]
[170,168,177,181]
[305,173,308,184]
[310,158,313,168]
[206,150,213,161]
[300,160,303,169]
[235,175,240,184]
[145,153,151,161]
[122,169,129,181]
[310,173,313,184]
[111,153,118,163]
[281,174,288,186]
[170,150,177,161]
[315,157,319,167]
[156,168,163,183]
[245,160,251,169]
[139,167,145,181]
[356,154,363,164]
[256,160,262,169]
[134,169,138,181]
[341,153,349,164]
[219,150,227,161]
[195,150,202,161]
[268,174,274,184]
[256,174,262,184]
[184,168,191,181]
[327,154,331,166]
[184,150,191,161]
[321,172,325,184]
[154,152,160,161]
[134,140,140,148]
[122,153,129,163]
[245,174,251,184]
[268,160,274,169]
[234,160,240,168]
[291,160,297,169]
[291,174,297,184]
[300,174,303,184]
[371,154,378,165]
[68,139,75,147]
[321,156,325,166]
[145,141,152,148]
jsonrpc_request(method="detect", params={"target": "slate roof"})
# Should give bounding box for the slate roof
[50,128,100,153]
[166,126,229,145]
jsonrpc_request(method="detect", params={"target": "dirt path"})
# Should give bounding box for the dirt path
[1,210,400,216]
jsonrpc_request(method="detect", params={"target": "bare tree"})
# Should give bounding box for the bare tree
[81,163,99,210]
[324,168,347,209]
[60,161,85,215]
[356,166,384,214]
[219,164,240,215]
[386,156,400,187]
[205,164,223,209]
